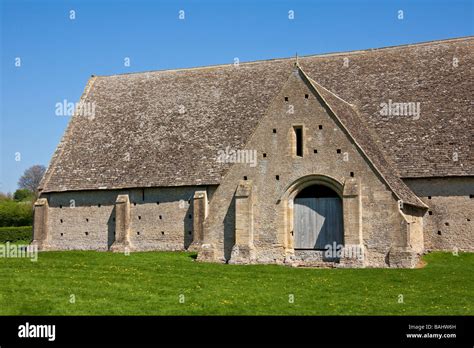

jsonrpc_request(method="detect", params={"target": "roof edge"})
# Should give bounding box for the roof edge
[39,76,98,193]
[297,66,427,209]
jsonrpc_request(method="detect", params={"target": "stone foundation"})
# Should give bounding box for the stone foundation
[387,247,420,268]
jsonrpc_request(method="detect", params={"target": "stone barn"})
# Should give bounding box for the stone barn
[33,37,474,268]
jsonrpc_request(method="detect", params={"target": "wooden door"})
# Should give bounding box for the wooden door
[294,197,343,249]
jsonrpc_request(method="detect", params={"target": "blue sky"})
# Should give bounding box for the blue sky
[0,0,472,193]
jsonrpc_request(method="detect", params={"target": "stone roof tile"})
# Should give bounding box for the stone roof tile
[40,37,474,193]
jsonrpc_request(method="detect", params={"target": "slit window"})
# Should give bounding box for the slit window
[294,126,303,157]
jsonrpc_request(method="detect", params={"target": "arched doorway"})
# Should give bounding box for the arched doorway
[293,184,343,250]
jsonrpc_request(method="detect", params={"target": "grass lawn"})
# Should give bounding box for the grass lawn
[0,248,472,315]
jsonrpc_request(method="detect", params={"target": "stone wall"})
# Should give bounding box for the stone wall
[403,177,474,251]
[35,186,217,251]
[199,69,420,267]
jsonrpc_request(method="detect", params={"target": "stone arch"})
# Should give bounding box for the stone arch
[279,175,344,253]
[283,174,344,202]
[278,174,359,258]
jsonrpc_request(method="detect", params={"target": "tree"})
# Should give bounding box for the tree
[14,189,34,201]
[18,165,46,194]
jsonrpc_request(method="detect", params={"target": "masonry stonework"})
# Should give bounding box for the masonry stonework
[196,69,425,267]
[404,177,474,252]
[36,187,217,252]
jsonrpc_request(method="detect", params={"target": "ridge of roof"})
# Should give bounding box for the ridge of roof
[95,36,473,78]
[298,67,427,209]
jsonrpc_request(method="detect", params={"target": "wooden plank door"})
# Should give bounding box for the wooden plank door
[294,197,343,249]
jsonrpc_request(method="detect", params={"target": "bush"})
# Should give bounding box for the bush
[0,226,33,243]
[0,200,33,227]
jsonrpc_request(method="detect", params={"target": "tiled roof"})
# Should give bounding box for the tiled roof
[40,37,473,194]
[303,72,426,208]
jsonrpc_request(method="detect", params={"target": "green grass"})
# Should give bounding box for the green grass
[0,250,472,315]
